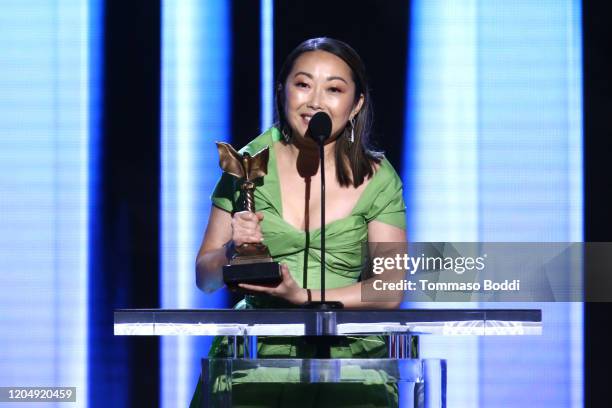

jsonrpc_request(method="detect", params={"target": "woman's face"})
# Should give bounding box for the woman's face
[283,50,364,142]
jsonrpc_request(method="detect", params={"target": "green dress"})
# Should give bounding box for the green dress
[191,127,406,407]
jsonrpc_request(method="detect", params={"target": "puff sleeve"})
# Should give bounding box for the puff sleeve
[210,172,238,213]
[365,160,406,230]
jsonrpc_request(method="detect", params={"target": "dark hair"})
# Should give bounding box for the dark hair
[275,37,383,187]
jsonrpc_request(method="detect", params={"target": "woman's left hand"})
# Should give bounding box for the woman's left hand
[238,264,307,305]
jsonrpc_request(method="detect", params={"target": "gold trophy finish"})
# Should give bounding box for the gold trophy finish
[216,142,281,284]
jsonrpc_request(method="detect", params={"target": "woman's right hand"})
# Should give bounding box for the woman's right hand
[230,211,264,247]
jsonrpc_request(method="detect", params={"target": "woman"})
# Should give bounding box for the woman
[192,37,406,407]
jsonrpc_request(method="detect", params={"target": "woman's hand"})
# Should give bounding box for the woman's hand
[231,211,264,247]
[238,264,307,305]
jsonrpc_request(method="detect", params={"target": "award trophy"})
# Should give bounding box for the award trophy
[216,142,281,286]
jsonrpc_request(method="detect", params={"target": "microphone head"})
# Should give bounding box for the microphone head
[307,112,332,144]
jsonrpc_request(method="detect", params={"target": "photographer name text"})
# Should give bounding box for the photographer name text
[372,279,521,292]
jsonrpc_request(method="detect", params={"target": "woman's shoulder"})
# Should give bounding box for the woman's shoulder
[361,156,406,226]
[351,156,402,209]
[370,156,401,185]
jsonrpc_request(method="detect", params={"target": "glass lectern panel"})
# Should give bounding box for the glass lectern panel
[202,358,446,408]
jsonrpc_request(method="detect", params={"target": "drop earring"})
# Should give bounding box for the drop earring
[281,125,291,142]
[349,118,355,143]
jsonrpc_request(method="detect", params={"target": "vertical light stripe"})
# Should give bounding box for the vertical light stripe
[405,0,582,406]
[162,1,230,406]
[162,2,193,406]
[477,2,582,405]
[404,0,479,241]
[0,0,95,406]
[174,0,195,312]
[260,0,274,130]
[404,1,479,406]
[566,1,584,406]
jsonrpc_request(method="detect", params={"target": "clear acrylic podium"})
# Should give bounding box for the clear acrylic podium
[114,308,541,407]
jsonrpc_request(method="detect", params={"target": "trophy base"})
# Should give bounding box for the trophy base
[223,261,281,285]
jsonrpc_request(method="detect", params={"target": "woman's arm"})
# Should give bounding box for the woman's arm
[239,220,407,309]
[195,206,264,292]
[195,206,233,292]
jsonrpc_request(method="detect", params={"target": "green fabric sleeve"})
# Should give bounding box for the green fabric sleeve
[210,171,237,213]
[365,162,406,230]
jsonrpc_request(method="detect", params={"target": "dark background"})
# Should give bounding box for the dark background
[91,0,611,406]
[89,1,161,406]
[583,1,612,406]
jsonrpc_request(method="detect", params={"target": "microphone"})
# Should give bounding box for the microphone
[307,112,332,144]
[302,110,344,310]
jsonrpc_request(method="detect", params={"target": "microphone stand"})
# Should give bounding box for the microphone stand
[303,139,343,310]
